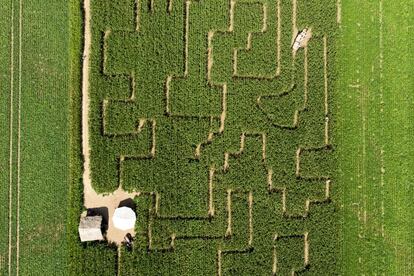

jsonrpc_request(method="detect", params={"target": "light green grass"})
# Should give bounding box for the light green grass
[18,1,70,274]
[382,1,414,274]
[0,0,70,275]
[0,1,14,274]
[337,0,414,274]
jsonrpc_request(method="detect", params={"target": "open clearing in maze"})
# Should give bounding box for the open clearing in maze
[75,0,340,274]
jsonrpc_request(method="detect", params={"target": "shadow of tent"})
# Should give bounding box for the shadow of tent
[118,198,136,210]
[87,207,109,232]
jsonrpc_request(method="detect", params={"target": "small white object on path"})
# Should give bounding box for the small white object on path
[293,29,309,51]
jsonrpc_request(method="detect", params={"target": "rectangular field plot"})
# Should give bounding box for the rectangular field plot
[337,0,414,275]
[0,0,71,275]
[78,0,340,274]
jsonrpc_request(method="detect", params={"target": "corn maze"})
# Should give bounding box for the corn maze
[83,0,339,274]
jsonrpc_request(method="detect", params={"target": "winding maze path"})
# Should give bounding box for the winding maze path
[83,0,339,274]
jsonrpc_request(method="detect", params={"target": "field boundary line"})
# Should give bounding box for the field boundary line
[378,0,386,268]
[16,0,23,274]
[8,1,15,274]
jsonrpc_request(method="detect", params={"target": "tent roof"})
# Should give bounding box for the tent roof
[79,216,104,242]
[79,215,102,229]
[112,207,136,230]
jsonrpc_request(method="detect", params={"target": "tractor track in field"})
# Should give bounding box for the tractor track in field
[16,0,23,274]
[8,0,23,275]
[378,1,386,269]
[8,0,15,273]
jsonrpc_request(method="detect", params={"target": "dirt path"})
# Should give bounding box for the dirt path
[82,0,140,245]
[82,0,91,199]
[337,0,342,24]
[323,36,330,145]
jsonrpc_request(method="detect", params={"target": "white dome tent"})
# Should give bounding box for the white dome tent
[112,207,136,231]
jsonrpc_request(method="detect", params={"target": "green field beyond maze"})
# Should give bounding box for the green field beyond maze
[0,0,413,275]
[337,1,414,275]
